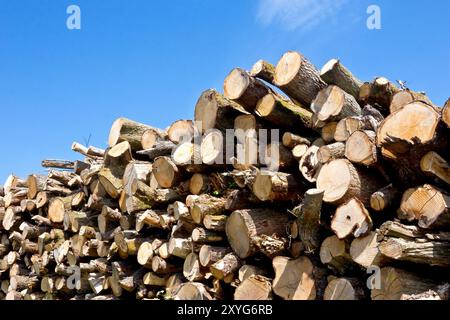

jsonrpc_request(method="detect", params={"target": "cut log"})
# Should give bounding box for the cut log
[255,93,313,131]
[48,196,74,224]
[370,184,398,212]
[282,132,311,149]
[190,194,227,224]
[371,267,441,300]
[172,142,205,172]
[225,209,290,259]
[137,141,176,160]
[183,253,205,282]
[321,122,338,143]
[323,278,366,300]
[274,51,326,106]
[143,272,168,287]
[98,167,123,199]
[250,60,275,84]
[203,215,227,232]
[234,275,273,300]
[390,89,432,114]
[167,120,195,144]
[320,59,363,99]
[192,227,224,243]
[104,141,133,177]
[151,256,181,275]
[137,242,154,268]
[224,68,272,112]
[272,256,316,300]
[141,127,167,150]
[108,117,154,151]
[210,252,242,282]
[316,159,383,206]
[311,85,362,122]
[200,130,226,165]
[292,144,309,161]
[318,142,345,164]
[26,174,47,199]
[420,151,450,185]
[264,143,296,172]
[359,77,400,114]
[398,184,449,229]
[378,221,450,267]
[41,160,75,170]
[443,98,450,128]
[252,171,301,202]
[298,139,324,183]
[194,89,248,134]
[345,130,378,166]
[319,235,355,274]
[172,282,213,300]
[189,174,210,195]
[152,156,183,188]
[331,198,372,239]
[198,245,229,267]
[292,189,324,253]
[350,231,385,269]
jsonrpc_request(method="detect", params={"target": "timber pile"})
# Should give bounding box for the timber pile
[0,51,449,301]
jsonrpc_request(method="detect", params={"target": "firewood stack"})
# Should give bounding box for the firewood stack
[1,51,449,301]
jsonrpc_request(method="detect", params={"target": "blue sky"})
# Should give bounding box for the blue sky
[0,0,449,183]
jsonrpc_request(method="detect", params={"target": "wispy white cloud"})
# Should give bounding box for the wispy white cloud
[257,0,349,31]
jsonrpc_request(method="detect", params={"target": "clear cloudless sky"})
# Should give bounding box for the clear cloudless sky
[0,0,449,182]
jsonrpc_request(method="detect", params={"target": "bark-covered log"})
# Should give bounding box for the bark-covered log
[420,151,450,185]
[274,51,327,106]
[331,198,372,239]
[250,60,275,84]
[108,117,154,151]
[390,89,433,114]
[234,275,273,300]
[252,171,301,202]
[320,59,363,99]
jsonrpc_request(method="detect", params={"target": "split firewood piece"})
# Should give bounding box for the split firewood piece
[320,235,355,274]
[98,167,123,199]
[210,252,242,282]
[141,127,168,150]
[192,227,224,243]
[316,159,384,206]
[292,144,309,161]
[323,278,366,300]
[104,141,133,177]
[190,194,227,224]
[9,275,39,291]
[172,282,213,300]
[350,231,386,269]
[26,174,47,199]
[321,121,338,143]
[143,272,169,287]
[168,237,196,259]
[137,141,176,160]
[183,253,207,282]
[226,209,290,259]
[238,265,269,282]
[390,89,433,114]
[378,221,450,267]
[331,198,373,239]
[234,275,273,300]
[420,151,450,185]
[199,245,230,267]
[255,93,313,131]
[122,160,152,195]
[167,120,195,144]
[298,139,325,183]
[152,156,183,188]
[274,51,326,106]
[4,188,28,207]
[398,184,449,229]
[252,171,301,202]
[318,142,345,164]
[282,132,311,149]
[203,215,228,232]
[194,89,248,134]
[359,77,400,114]
[250,60,275,84]
[224,68,273,112]
[272,256,318,300]
[320,59,363,99]
[334,117,366,142]
[108,117,155,151]
[311,85,362,123]
[443,98,450,128]
[48,195,74,224]
[377,101,442,165]
[371,267,442,300]
[189,174,210,195]
[41,159,75,170]
[370,184,398,212]
[292,189,324,253]
[345,130,378,166]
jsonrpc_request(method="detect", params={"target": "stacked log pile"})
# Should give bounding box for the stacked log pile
[0,51,449,301]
